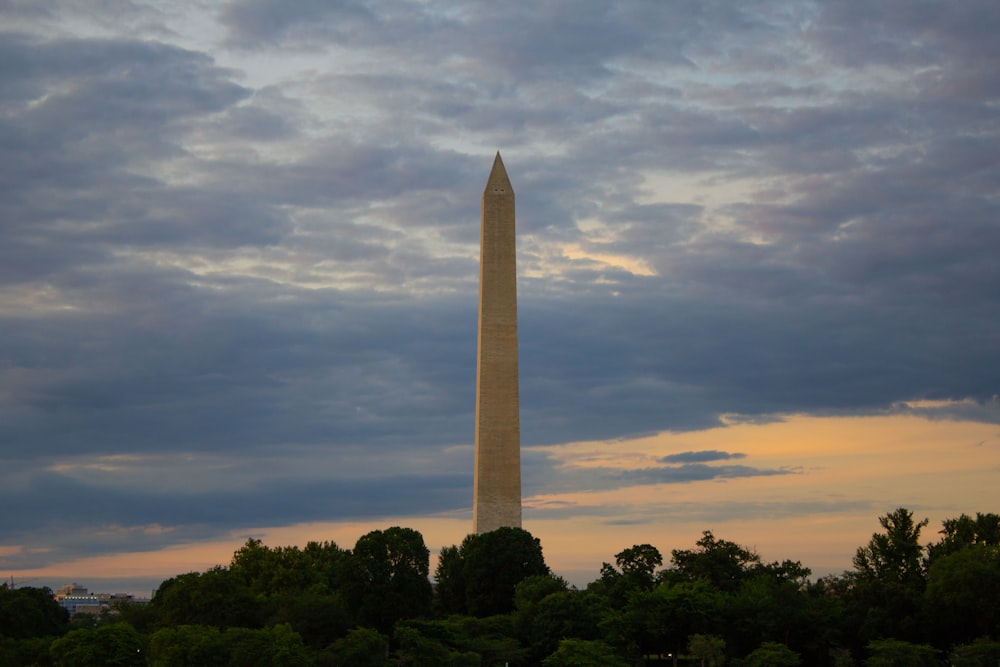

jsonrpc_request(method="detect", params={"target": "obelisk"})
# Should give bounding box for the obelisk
[473,152,522,534]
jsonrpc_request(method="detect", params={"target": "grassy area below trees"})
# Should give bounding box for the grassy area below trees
[2,508,998,666]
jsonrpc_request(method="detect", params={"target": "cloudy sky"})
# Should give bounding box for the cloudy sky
[2,1,999,593]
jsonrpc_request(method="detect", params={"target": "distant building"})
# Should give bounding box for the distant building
[54,583,101,615]
[53,583,149,616]
[55,582,88,597]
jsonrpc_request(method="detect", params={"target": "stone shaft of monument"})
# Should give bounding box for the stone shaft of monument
[473,152,522,534]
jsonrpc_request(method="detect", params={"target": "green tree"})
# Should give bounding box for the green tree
[743,641,800,667]
[614,544,662,587]
[147,624,226,666]
[950,637,1000,666]
[515,577,602,664]
[268,590,352,649]
[757,558,812,585]
[147,623,309,666]
[846,508,928,644]
[343,526,432,631]
[853,508,928,585]
[668,531,762,593]
[0,636,53,667]
[151,567,263,629]
[926,512,1000,565]
[230,537,348,596]
[222,624,310,667]
[0,586,69,639]
[830,646,856,666]
[452,614,527,664]
[688,633,726,666]
[230,538,295,594]
[542,638,629,667]
[723,572,835,663]
[398,614,526,665]
[455,527,549,617]
[225,536,355,646]
[50,622,145,667]
[111,599,159,635]
[392,625,480,666]
[327,627,389,667]
[865,638,938,666]
[609,579,721,662]
[434,544,467,615]
[594,544,663,607]
[514,573,569,611]
[924,544,1000,647]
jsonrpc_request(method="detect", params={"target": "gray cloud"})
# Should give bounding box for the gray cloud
[661,451,748,464]
[220,0,380,49]
[532,497,879,526]
[0,467,469,568]
[622,463,792,486]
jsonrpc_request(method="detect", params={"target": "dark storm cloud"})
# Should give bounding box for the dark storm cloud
[1,0,999,565]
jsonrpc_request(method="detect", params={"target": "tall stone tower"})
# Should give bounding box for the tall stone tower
[473,152,522,534]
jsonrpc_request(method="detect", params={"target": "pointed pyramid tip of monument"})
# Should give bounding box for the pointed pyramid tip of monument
[485,151,512,194]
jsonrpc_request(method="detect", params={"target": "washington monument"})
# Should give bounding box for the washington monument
[473,152,522,533]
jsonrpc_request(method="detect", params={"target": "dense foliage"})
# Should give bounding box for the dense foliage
[2,509,998,665]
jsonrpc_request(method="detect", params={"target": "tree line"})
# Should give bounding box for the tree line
[1,508,998,666]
